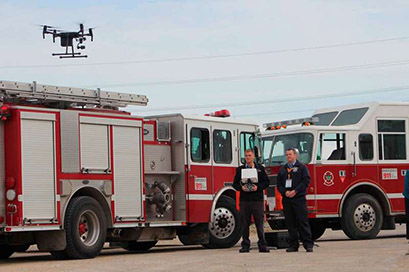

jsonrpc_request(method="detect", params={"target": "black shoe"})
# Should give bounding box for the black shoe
[306,248,313,253]
[286,247,299,252]
[259,247,270,253]
[239,248,250,253]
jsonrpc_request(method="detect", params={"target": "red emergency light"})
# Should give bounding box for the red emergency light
[0,105,11,121]
[205,109,231,118]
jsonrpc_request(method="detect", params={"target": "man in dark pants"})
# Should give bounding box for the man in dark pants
[233,149,269,253]
[403,170,409,243]
[277,148,314,252]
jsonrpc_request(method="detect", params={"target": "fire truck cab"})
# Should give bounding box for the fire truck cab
[263,102,407,240]
[0,80,258,259]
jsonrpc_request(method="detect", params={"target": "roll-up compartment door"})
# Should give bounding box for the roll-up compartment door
[21,113,56,222]
[113,125,143,220]
[80,123,110,173]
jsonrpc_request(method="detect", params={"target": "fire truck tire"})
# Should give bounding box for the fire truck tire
[341,193,383,240]
[0,245,15,259]
[203,196,241,249]
[56,196,107,259]
[122,241,158,251]
[178,234,191,245]
[309,220,326,240]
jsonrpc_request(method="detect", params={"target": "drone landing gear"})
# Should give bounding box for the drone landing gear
[52,53,88,59]
[52,45,87,59]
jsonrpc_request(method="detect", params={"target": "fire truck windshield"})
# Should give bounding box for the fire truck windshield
[262,133,314,166]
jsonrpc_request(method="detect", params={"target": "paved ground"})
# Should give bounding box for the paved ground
[1,225,409,272]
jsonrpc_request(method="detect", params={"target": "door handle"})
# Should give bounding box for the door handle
[351,151,357,177]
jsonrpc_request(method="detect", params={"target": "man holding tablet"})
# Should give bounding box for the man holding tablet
[233,149,269,253]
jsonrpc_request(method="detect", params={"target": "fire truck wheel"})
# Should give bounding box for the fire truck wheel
[203,196,241,249]
[178,234,191,245]
[309,220,326,240]
[122,241,158,251]
[59,196,107,259]
[341,193,383,240]
[0,245,15,259]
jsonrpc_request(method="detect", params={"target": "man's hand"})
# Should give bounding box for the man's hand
[252,185,258,192]
[285,190,297,198]
[242,185,249,192]
[287,190,297,198]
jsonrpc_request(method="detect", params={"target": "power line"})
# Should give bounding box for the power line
[85,59,409,88]
[1,36,408,69]
[236,97,409,118]
[236,109,315,118]
[133,85,409,113]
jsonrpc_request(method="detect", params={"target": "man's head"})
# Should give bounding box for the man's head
[286,148,299,164]
[244,149,255,165]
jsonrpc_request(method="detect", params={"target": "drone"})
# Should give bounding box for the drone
[42,24,94,59]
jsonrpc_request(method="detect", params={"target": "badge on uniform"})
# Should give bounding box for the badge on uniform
[285,179,292,188]
[293,167,298,172]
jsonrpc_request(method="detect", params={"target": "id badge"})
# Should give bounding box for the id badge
[285,179,292,188]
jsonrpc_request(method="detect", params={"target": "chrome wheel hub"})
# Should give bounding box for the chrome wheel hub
[353,203,376,232]
[209,207,235,239]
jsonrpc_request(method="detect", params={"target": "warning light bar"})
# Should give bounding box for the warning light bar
[263,117,319,130]
[204,109,231,118]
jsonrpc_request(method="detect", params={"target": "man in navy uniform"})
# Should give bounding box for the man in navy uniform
[277,147,314,252]
[233,149,269,253]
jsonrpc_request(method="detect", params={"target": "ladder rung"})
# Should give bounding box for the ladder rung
[0,80,148,108]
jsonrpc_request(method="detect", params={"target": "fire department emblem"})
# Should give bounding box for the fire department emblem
[323,171,335,187]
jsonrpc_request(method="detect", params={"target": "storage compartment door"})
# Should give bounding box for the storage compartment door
[113,126,143,220]
[21,114,56,222]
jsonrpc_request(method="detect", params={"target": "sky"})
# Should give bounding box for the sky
[1,0,409,125]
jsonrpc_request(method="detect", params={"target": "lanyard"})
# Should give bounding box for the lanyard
[287,167,294,180]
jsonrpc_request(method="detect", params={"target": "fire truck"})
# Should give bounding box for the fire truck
[0,80,258,259]
[262,102,407,240]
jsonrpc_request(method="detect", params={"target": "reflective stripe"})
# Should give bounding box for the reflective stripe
[387,193,403,199]
[308,193,402,200]
[187,194,214,200]
[316,214,340,218]
[307,194,343,200]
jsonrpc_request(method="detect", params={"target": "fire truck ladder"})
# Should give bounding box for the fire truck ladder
[0,80,148,109]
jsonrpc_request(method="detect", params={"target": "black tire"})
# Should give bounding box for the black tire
[202,196,242,249]
[0,245,14,259]
[341,193,383,240]
[178,234,191,245]
[51,196,107,259]
[122,241,157,251]
[309,220,326,241]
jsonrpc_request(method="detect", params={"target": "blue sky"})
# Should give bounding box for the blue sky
[1,0,409,124]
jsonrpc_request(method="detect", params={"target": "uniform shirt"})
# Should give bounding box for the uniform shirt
[403,170,409,199]
[277,160,311,199]
[232,163,269,202]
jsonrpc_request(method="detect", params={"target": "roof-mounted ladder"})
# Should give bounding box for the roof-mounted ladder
[0,80,148,109]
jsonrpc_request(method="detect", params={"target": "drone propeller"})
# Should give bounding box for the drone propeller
[79,23,84,33]
[89,28,94,41]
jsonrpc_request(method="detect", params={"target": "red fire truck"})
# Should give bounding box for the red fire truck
[0,80,258,259]
[262,103,407,240]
